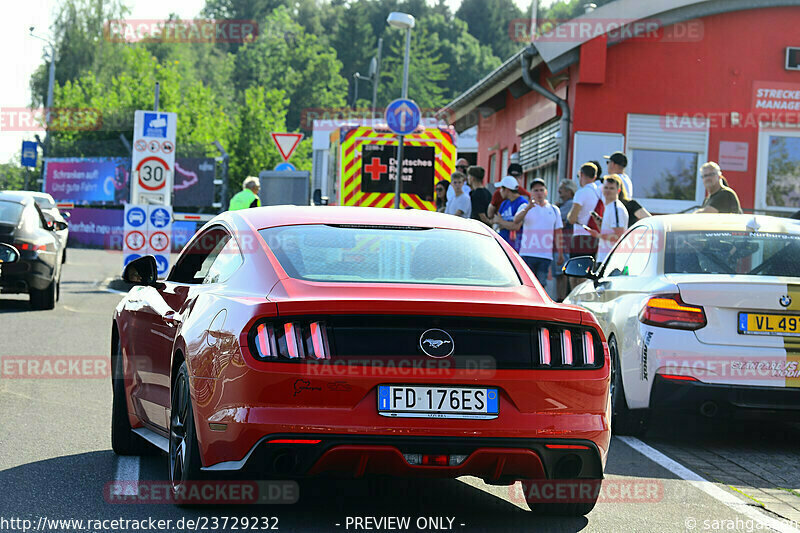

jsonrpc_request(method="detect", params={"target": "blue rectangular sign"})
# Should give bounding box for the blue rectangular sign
[21,141,37,167]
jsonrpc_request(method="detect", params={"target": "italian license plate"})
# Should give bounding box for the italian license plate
[377,385,498,419]
[738,313,800,337]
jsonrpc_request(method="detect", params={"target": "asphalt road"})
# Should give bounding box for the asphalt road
[1,249,799,533]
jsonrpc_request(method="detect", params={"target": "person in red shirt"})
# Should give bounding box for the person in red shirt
[486,163,532,219]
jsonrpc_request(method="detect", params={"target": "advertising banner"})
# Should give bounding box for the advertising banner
[173,158,215,207]
[44,158,130,204]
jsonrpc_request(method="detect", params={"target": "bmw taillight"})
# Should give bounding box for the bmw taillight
[536,326,602,369]
[250,320,330,361]
[639,294,706,331]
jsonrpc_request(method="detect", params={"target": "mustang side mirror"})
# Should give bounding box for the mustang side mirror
[563,256,597,280]
[123,255,160,286]
[0,243,20,264]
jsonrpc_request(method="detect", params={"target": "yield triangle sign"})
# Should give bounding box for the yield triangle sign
[271,132,303,161]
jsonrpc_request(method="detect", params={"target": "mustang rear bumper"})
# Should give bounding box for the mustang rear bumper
[200,434,603,483]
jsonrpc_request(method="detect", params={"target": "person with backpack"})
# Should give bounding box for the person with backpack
[513,178,563,287]
[567,162,603,258]
[587,174,629,264]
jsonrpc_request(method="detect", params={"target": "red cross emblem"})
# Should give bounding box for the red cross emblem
[364,157,388,181]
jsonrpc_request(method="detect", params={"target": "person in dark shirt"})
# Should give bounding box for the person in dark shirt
[694,161,742,214]
[467,166,492,225]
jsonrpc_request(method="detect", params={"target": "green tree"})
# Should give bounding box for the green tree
[230,86,311,184]
[232,7,348,130]
[379,25,449,109]
[456,0,524,61]
[30,0,130,107]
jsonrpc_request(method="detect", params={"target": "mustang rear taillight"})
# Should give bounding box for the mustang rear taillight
[639,294,706,331]
[535,326,601,369]
[251,320,330,361]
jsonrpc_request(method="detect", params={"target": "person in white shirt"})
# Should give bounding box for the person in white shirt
[567,163,602,280]
[447,159,471,204]
[513,178,563,287]
[444,172,471,218]
[604,151,633,199]
[588,174,629,264]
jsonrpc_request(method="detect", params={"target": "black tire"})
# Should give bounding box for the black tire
[111,337,152,455]
[609,336,649,436]
[169,361,204,503]
[61,248,66,264]
[30,278,56,310]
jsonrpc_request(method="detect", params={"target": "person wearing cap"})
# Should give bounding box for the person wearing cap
[694,161,742,214]
[512,178,563,287]
[229,176,261,210]
[604,152,633,199]
[487,163,531,220]
[492,175,529,251]
[447,158,471,204]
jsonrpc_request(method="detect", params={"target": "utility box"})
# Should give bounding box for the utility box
[258,170,310,206]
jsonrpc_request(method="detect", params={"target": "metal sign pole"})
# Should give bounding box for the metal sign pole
[393,135,405,209]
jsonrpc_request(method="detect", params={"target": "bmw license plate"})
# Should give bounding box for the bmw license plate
[739,313,800,337]
[377,385,498,419]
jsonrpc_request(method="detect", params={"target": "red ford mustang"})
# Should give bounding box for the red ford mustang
[111,206,610,515]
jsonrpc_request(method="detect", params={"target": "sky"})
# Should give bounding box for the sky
[0,0,535,163]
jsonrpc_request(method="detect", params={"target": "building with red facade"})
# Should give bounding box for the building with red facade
[440,0,800,214]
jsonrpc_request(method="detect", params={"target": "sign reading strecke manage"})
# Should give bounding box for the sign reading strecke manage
[752,81,800,111]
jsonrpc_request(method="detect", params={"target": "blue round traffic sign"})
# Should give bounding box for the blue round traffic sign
[123,253,141,267]
[275,162,296,172]
[126,207,147,227]
[385,98,421,136]
[154,255,170,276]
[150,207,171,228]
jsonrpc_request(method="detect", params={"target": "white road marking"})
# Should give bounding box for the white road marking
[113,455,140,496]
[618,436,800,533]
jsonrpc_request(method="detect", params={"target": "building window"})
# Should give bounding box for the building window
[630,149,699,201]
[626,114,708,213]
[501,149,509,176]
[488,153,497,183]
[756,127,800,212]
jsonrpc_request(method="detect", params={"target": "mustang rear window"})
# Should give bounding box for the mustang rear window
[259,224,520,287]
[665,230,800,277]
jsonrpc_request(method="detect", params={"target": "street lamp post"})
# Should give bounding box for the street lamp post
[387,12,415,209]
[29,28,56,128]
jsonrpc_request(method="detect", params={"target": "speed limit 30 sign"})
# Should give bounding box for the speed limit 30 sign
[136,156,169,191]
[130,110,177,205]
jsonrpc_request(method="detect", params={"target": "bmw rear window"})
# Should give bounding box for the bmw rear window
[0,200,23,225]
[665,231,800,277]
[259,224,521,287]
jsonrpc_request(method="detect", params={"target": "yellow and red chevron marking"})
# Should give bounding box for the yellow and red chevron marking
[338,126,455,210]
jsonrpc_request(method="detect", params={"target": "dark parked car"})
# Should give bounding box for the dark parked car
[0,191,66,309]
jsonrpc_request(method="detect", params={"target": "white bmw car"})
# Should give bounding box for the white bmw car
[564,214,800,434]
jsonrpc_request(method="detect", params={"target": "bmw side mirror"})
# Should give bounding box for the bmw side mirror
[0,243,20,264]
[123,255,159,286]
[563,256,597,280]
[62,212,71,221]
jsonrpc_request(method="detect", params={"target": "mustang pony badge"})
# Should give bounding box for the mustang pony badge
[419,329,455,358]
